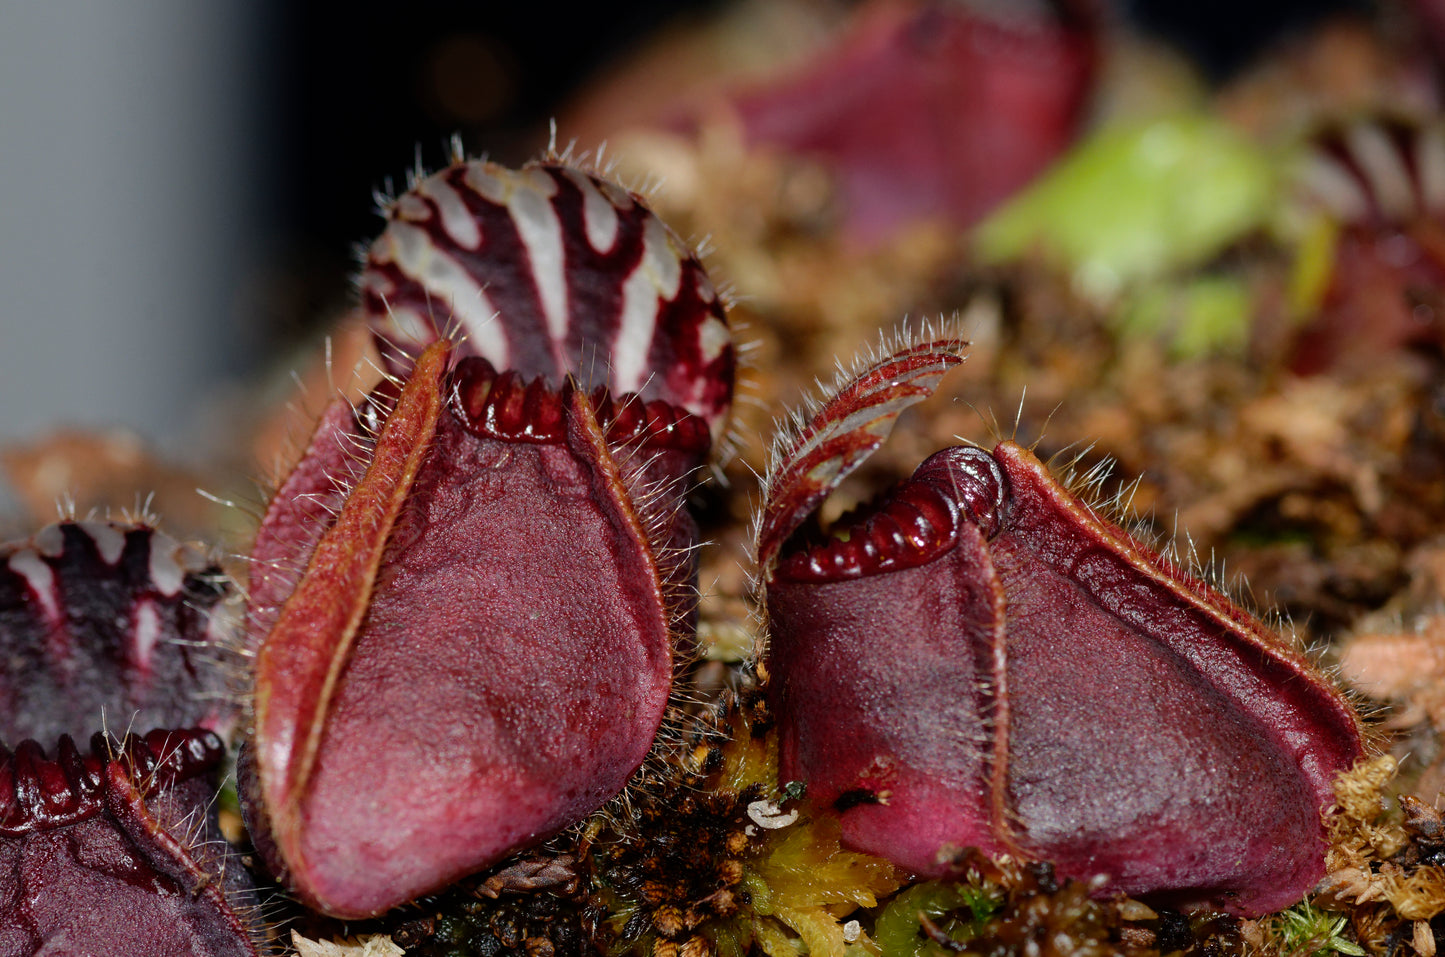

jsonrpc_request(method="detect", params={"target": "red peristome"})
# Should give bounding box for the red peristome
[450,355,713,457]
[0,521,235,747]
[0,729,262,957]
[245,343,678,918]
[775,476,958,582]
[756,336,967,574]
[1,729,222,833]
[766,440,1363,915]
[361,160,735,442]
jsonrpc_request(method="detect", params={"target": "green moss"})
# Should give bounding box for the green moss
[873,881,1004,957]
[1269,902,1366,956]
[1117,274,1253,358]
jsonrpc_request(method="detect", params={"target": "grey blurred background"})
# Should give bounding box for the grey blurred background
[0,0,1363,465]
[0,1,272,457]
[0,0,720,465]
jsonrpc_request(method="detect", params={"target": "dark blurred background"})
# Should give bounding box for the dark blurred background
[275,0,731,342]
[0,0,1369,460]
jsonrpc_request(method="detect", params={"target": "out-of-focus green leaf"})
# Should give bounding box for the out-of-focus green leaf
[1119,275,1253,358]
[976,114,1276,302]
